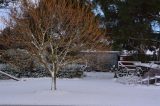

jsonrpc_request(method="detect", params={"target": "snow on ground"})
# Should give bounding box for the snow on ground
[0,72,160,106]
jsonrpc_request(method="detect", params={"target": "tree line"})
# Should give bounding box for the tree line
[92,0,160,54]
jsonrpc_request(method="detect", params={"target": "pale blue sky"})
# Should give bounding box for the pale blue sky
[0,8,10,30]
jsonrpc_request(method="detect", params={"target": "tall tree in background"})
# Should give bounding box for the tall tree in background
[0,0,105,91]
[93,0,160,53]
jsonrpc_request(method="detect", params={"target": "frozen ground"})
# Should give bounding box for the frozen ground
[0,72,160,106]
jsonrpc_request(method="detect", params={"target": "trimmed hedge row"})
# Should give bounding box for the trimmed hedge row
[0,67,84,79]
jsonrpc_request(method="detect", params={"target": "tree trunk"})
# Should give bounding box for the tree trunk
[51,74,53,90]
[50,68,57,91]
[54,70,57,90]
[51,72,56,91]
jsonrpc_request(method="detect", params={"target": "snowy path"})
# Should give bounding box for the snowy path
[0,72,160,106]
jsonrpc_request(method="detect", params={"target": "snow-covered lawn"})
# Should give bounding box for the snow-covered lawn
[0,72,160,106]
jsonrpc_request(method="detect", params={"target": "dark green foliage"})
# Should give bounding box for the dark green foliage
[132,54,155,62]
[93,0,160,51]
[0,0,4,4]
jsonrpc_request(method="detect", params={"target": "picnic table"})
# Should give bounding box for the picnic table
[134,62,160,85]
[116,61,160,85]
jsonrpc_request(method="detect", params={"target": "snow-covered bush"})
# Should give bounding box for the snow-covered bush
[0,65,84,79]
[57,70,84,78]
[58,64,85,78]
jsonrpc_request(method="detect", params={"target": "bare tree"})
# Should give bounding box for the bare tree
[0,0,106,91]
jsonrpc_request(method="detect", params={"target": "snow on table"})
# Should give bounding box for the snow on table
[0,72,160,106]
[134,62,160,70]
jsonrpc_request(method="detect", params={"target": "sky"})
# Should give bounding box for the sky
[92,4,105,17]
[0,8,9,30]
[151,20,160,33]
